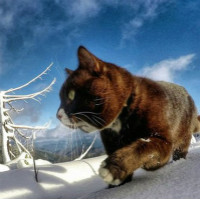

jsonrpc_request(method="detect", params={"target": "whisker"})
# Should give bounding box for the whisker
[74,112,98,126]
[73,111,102,115]
[73,115,85,123]
[92,115,106,124]
[94,96,112,101]
[95,101,105,106]
[71,119,76,130]
[91,116,104,127]
[94,98,104,102]
[72,111,106,128]
[93,96,113,106]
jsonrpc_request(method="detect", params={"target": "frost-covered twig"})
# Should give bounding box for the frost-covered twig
[8,122,50,130]
[15,128,32,139]
[33,157,39,183]
[4,78,56,103]
[5,63,54,94]
[75,134,97,161]
[5,113,32,139]
[7,102,24,113]
[0,63,55,166]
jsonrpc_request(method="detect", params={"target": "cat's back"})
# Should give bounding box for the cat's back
[157,81,189,109]
[157,81,188,99]
[134,78,189,108]
[156,81,196,115]
[156,80,198,134]
[133,77,199,134]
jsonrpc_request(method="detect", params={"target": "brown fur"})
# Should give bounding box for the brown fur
[58,46,200,186]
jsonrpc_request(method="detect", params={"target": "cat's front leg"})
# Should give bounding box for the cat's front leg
[99,148,137,186]
[99,137,172,186]
[99,158,128,186]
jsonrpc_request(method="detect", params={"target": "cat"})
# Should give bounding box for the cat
[57,46,200,187]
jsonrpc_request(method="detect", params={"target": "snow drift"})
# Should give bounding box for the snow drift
[1,142,200,199]
[0,156,106,199]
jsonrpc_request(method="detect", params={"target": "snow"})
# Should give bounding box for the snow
[0,156,106,199]
[0,164,10,172]
[17,158,52,169]
[1,141,200,199]
[84,145,200,199]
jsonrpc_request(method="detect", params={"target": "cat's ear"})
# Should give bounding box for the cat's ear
[65,68,73,75]
[78,46,95,68]
[78,46,106,74]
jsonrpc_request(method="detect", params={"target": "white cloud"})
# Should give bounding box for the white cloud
[0,39,7,75]
[9,101,42,124]
[36,122,91,140]
[141,54,195,82]
[0,0,43,72]
[37,122,70,138]
[0,52,3,75]
[58,0,174,44]
[0,0,177,74]
[58,0,121,22]
[0,0,100,73]
[121,0,173,42]
[0,0,43,30]
[66,0,100,21]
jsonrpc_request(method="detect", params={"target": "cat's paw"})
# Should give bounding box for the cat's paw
[98,160,125,186]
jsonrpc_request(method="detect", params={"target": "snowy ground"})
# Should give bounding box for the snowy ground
[1,141,200,199]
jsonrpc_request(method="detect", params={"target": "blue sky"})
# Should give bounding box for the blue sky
[0,0,200,132]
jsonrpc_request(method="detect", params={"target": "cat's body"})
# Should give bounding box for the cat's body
[57,46,200,186]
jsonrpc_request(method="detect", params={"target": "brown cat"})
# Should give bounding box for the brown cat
[57,46,200,186]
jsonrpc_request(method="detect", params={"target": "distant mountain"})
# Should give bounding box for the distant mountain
[0,124,105,164]
[34,131,105,163]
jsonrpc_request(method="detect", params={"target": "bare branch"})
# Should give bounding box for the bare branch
[75,134,97,161]
[8,122,50,130]
[6,152,31,166]
[33,157,39,182]
[11,136,22,153]
[6,132,14,138]
[7,102,24,113]
[15,128,32,139]
[14,139,32,158]
[9,150,16,158]
[4,78,56,103]
[5,63,54,94]
[4,113,32,139]
[4,124,14,132]
[1,63,55,166]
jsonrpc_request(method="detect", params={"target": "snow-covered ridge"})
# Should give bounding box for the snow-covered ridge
[0,155,106,199]
[1,142,200,199]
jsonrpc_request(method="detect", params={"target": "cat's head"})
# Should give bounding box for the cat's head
[57,46,131,133]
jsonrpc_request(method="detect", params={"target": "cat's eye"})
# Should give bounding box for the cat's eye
[68,90,75,101]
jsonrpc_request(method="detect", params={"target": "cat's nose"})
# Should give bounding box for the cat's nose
[56,112,63,120]
[57,113,62,120]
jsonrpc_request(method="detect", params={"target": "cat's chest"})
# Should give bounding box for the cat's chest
[108,119,122,133]
[108,112,149,142]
